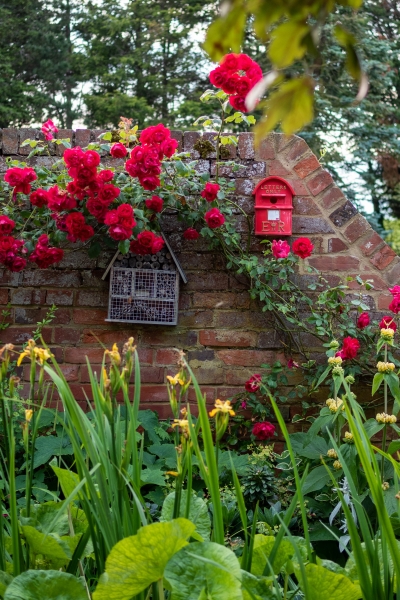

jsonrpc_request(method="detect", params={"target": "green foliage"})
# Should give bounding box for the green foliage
[3,570,87,600]
[241,465,275,509]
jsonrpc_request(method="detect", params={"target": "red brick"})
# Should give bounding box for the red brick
[75,129,91,148]
[308,256,360,271]
[54,327,82,344]
[254,135,275,161]
[292,217,334,234]
[55,129,74,155]
[370,245,397,270]
[142,403,173,420]
[290,180,309,195]
[307,171,333,196]
[217,349,274,366]
[377,294,390,310]
[185,272,229,292]
[225,369,258,385]
[216,386,242,399]
[190,367,224,384]
[139,385,169,403]
[32,290,47,304]
[76,291,108,307]
[187,386,215,404]
[238,133,254,159]
[235,179,256,196]
[343,215,371,243]
[10,289,31,305]
[292,197,321,215]
[23,270,81,288]
[136,348,154,365]
[141,330,198,347]
[73,308,108,324]
[46,290,74,306]
[177,310,214,328]
[65,347,106,363]
[327,238,348,253]
[268,160,290,177]
[359,231,385,257]
[155,348,181,365]
[347,274,386,290]
[199,330,257,347]
[0,326,52,344]
[22,363,79,382]
[293,155,320,179]
[320,187,346,209]
[82,328,138,345]
[192,292,235,309]
[386,259,400,285]
[0,289,9,304]
[283,136,308,161]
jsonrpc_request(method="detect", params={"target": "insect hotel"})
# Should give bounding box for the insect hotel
[103,235,187,326]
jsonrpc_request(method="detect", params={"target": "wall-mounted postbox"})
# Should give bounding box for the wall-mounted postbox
[253,176,294,236]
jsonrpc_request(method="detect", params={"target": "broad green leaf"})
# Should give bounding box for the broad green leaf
[33,435,73,468]
[251,535,294,576]
[308,522,342,542]
[0,571,13,598]
[269,21,309,68]
[345,540,400,583]
[161,491,211,541]
[387,440,400,455]
[363,418,384,439]
[372,372,384,395]
[298,438,328,460]
[4,570,86,600]
[296,563,361,600]
[140,467,166,487]
[302,466,331,495]
[21,526,71,562]
[164,542,242,600]
[20,502,69,536]
[383,486,400,516]
[241,571,275,600]
[203,9,246,60]
[93,519,195,599]
[51,465,80,500]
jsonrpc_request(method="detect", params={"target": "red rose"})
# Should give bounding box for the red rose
[73,166,98,188]
[8,256,27,272]
[234,76,253,96]
[98,184,120,204]
[145,195,164,213]
[83,150,101,168]
[30,189,49,208]
[389,296,400,314]
[160,138,178,158]
[63,147,85,168]
[0,236,17,255]
[136,230,155,248]
[140,124,171,146]
[209,66,228,88]
[292,237,314,259]
[29,236,64,268]
[221,74,241,95]
[183,228,200,240]
[228,95,247,112]
[108,225,133,241]
[139,175,160,191]
[272,240,290,259]
[246,64,263,83]
[41,118,58,141]
[237,54,254,71]
[220,53,239,72]
[4,167,37,195]
[87,198,109,222]
[0,216,15,235]
[357,312,370,329]
[65,213,94,243]
[287,358,299,369]
[52,213,68,232]
[380,316,397,331]
[340,337,360,360]
[110,143,128,158]
[245,374,262,392]
[201,182,220,202]
[47,186,77,212]
[389,285,400,296]
[98,170,115,182]
[205,208,225,229]
[252,421,275,441]
[151,236,165,254]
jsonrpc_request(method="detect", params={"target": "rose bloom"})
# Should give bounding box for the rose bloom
[140,124,171,146]
[220,53,240,72]
[108,225,133,241]
[65,213,94,243]
[209,66,228,88]
[29,235,64,268]
[29,189,49,208]
[389,296,400,314]
[160,138,179,158]
[183,228,200,240]
[380,316,397,331]
[98,184,120,204]
[0,216,15,235]
[292,237,314,259]
[73,166,98,188]
[145,195,164,213]
[272,239,290,259]
[87,197,109,222]
[110,143,128,158]
[340,337,360,360]
[235,76,253,96]
[245,374,262,392]
[287,358,299,369]
[222,73,241,95]
[205,207,225,229]
[151,235,165,253]
[229,95,247,113]
[41,119,58,141]
[139,174,161,191]
[252,421,276,441]
[357,312,370,329]
[63,146,85,168]
[47,186,77,212]
[389,285,400,296]
[4,167,37,195]
[201,182,220,202]
[82,150,101,169]
[98,169,114,183]
[7,256,26,272]
[136,230,155,248]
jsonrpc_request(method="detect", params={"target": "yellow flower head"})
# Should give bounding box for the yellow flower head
[377,361,395,373]
[344,431,354,443]
[328,356,343,366]
[105,343,121,366]
[333,460,342,470]
[380,328,395,341]
[25,409,33,423]
[122,337,135,354]
[209,399,235,418]
[327,448,337,459]
[171,419,189,432]
[382,481,390,491]
[167,373,185,386]
[376,412,397,424]
[17,340,52,366]
[326,398,345,413]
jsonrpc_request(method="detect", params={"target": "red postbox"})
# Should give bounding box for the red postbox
[253,176,294,236]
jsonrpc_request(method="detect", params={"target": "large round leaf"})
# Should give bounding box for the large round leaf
[164,541,242,600]
[161,491,211,540]
[93,518,195,600]
[296,563,362,600]
[251,535,294,576]
[4,570,86,600]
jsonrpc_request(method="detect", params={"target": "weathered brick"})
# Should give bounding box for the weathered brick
[10,289,31,305]
[292,217,334,234]
[183,131,200,158]
[55,129,74,155]
[15,307,70,325]
[2,128,19,154]
[54,328,81,344]
[190,367,225,384]
[187,349,215,363]
[329,201,358,228]
[308,256,360,271]
[46,290,74,306]
[292,197,321,215]
[19,129,39,155]
[378,295,392,310]
[0,270,20,287]
[192,292,235,309]
[284,136,309,161]
[214,312,248,328]
[32,290,47,304]
[141,330,198,347]
[385,259,400,285]
[178,310,214,328]
[370,244,397,270]
[347,273,386,291]
[138,385,170,403]
[170,131,183,152]
[61,252,97,270]
[73,308,107,324]
[238,133,254,159]
[293,155,320,179]
[257,330,279,348]
[155,348,181,365]
[23,270,81,288]
[217,349,274,366]
[254,135,275,161]
[0,326,52,344]
[307,171,333,196]
[327,238,348,253]
[359,231,384,257]
[65,347,106,363]
[76,291,108,307]
[44,364,79,382]
[320,186,346,209]
[185,272,229,291]
[343,215,371,243]
[235,179,256,196]
[82,328,138,345]
[199,330,257,347]
[224,368,258,385]
[268,160,290,177]
[75,129,91,148]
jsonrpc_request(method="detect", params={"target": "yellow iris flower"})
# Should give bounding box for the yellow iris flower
[209,399,235,418]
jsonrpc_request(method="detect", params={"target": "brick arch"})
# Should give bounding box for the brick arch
[0,127,398,424]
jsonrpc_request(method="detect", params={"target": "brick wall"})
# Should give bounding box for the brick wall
[0,127,398,426]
